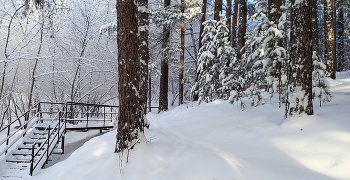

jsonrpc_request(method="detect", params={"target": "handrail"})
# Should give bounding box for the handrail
[30,103,67,175]
[0,101,119,176]
[0,113,40,156]
[0,102,41,132]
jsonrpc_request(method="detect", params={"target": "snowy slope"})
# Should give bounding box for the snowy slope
[26,72,350,180]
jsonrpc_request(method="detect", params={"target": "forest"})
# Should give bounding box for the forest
[0,0,350,179]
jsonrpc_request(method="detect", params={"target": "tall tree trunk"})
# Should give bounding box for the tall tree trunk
[237,0,247,61]
[198,0,207,50]
[115,0,145,153]
[232,0,239,49]
[179,0,185,105]
[226,0,232,39]
[337,4,345,71]
[137,0,149,118]
[214,0,223,21]
[288,0,313,116]
[310,0,319,53]
[158,0,171,112]
[268,0,282,25]
[193,0,207,102]
[325,0,336,79]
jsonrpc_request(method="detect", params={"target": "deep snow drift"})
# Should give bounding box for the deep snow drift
[26,73,350,180]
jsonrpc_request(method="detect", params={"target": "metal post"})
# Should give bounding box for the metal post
[46,125,50,164]
[5,125,10,155]
[86,105,89,129]
[65,104,67,132]
[30,144,34,176]
[61,135,65,154]
[103,107,106,127]
[38,103,42,118]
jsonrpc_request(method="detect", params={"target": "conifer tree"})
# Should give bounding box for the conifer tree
[287,0,313,116]
[312,52,331,107]
[194,20,220,103]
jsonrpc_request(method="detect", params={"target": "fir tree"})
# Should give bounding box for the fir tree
[312,52,332,107]
[194,19,220,103]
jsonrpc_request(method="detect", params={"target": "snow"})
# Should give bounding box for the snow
[20,72,350,180]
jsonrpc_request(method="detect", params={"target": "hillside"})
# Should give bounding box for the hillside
[27,72,350,180]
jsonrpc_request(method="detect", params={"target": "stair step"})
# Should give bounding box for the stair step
[28,135,48,139]
[52,148,63,154]
[35,126,59,131]
[0,174,23,179]
[17,144,43,150]
[5,165,28,170]
[12,151,42,156]
[6,155,35,162]
[6,159,31,163]
[23,139,45,144]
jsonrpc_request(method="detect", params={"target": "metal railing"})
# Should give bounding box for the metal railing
[30,104,66,175]
[64,102,118,130]
[0,101,129,176]
[0,102,42,157]
[28,102,119,175]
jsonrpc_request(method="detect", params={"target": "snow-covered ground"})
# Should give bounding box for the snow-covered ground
[26,72,350,180]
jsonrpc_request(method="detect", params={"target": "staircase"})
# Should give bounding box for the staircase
[0,102,118,179]
[0,124,64,179]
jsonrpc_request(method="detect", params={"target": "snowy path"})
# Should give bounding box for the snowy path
[27,74,350,180]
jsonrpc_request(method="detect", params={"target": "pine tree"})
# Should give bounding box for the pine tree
[242,0,286,106]
[312,52,331,107]
[115,0,147,153]
[216,18,236,99]
[325,0,336,79]
[158,0,171,113]
[287,1,313,116]
[194,20,220,103]
[237,0,247,60]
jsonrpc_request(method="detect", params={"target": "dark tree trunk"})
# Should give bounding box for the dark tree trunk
[115,0,145,153]
[310,0,319,52]
[232,0,239,49]
[288,1,313,116]
[325,0,336,79]
[198,0,207,50]
[179,0,185,105]
[237,0,247,60]
[226,0,232,39]
[137,0,149,118]
[337,4,345,71]
[214,0,223,21]
[268,0,282,25]
[158,0,171,112]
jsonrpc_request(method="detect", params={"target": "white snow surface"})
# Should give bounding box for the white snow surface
[26,73,350,180]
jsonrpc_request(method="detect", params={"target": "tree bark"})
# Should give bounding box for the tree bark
[179,0,185,105]
[115,0,145,153]
[325,0,336,79]
[137,0,149,118]
[198,0,207,50]
[232,0,239,49]
[268,0,282,26]
[158,0,171,112]
[336,3,345,71]
[214,0,223,21]
[226,0,232,39]
[288,1,313,116]
[237,0,247,60]
[310,0,319,53]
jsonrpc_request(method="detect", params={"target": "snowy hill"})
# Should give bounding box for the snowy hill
[27,72,350,180]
